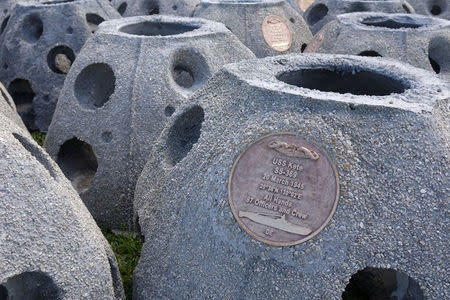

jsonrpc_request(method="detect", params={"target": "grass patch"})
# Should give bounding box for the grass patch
[102,227,143,300]
[30,131,46,146]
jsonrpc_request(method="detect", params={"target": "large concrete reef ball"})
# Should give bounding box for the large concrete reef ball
[44,15,255,229]
[111,0,201,17]
[194,0,313,57]
[304,0,415,34]
[0,0,120,132]
[133,53,449,299]
[305,12,450,81]
[0,115,124,299]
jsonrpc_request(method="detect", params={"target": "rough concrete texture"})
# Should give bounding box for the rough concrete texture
[305,12,450,81]
[194,0,313,57]
[133,54,449,299]
[408,0,450,20]
[44,15,255,229]
[0,0,120,132]
[303,0,415,34]
[0,116,124,299]
[0,0,23,30]
[111,0,200,17]
[287,0,317,15]
[0,81,27,130]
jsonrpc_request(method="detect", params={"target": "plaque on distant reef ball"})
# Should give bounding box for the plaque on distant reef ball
[228,133,339,246]
[262,16,292,52]
[297,0,316,12]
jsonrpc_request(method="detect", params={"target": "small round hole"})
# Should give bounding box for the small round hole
[22,14,43,43]
[170,48,210,92]
[307,4,328,25]
[290,17,295,23]
[57,137,98,193]
[47,45,75,74]
[172,5,178,11]
[431,5,442,15]
[66,26,73,34]
[102,131,113,143]
[118,2,127,15]
[8,79,35,113]
[301,43,307,53]
[165,105,175,117]
[74,63,116,109]
[86,13,104,33]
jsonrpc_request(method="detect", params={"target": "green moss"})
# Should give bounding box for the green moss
[30,131,46,146]
[102,227,143,300]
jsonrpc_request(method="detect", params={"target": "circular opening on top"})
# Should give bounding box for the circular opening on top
[361,16,423,29]
[118,2,127,15]
[74,63,116,109]
[166,105,204,166]
[57,137,98,193]
[307,4,328,25]
[277,67,408,96]
[0,272,61,300]
[47,45,75,74]
[8,78,35,113]
[358,50,382,57]
[22,14,43,43]
[119,20,200,36]
[1,15,9,34]
[342,267,424,299]
[170,48,210,92]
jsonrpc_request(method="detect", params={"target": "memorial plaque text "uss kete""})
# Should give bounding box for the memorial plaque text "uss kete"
[228,133,339,246]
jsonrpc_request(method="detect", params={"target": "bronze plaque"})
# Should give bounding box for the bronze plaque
[228,133,339,246]
[297,0,316,12]
[262,15,292,52]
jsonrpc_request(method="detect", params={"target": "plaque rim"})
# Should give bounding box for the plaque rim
[228,132,340,247]
[261,15,293,52]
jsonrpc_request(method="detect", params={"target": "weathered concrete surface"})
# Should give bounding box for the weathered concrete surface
[194,0,313,57]
[111,0,200,17]
[408,0,450,20]
[287,0,317,15]
[0,116,124,299]
[0,0,120,132]
[0,81,26,130]
[305,12,450,81]
[303,0,415,34]
[44,15,255,229]
[134,54,449,299]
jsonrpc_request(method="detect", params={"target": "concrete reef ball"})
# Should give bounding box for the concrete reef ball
[0,81,26,130]
[44,15,255,229]
[303,0,415,34]
[408,0,450,20]
[0,0,120,132]
[133,54,449,299]
[194,0,313,57]
[0,115,124,299]
[305,12,450,81]
[111,0,200,17]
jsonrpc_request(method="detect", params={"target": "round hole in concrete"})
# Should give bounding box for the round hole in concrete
[342,267,424,300]
[22,14,43,43]
[67,26,73,34]
[165,105,175,117]
[358,50,382,57]
[86,13,104,33]
[306,4,328,25]
[0,271,61,300]
[8,78,35,113]
[47,45,75,74]
[361,16,423,29]
[119,20,200,36]
[170,48,210,92]
[74,63,116,109]
[277,67,408,96]
[145,0,159,15]
[429,0,447,15]
[428,36,449,75]
[101,131,113,143]
[118,2,127,15]
[57,137,98,193]
[3,63,7,69]
[301,43,307,52]
[166,105,204,166]
[172,5,178,10]
[1,15,9,34]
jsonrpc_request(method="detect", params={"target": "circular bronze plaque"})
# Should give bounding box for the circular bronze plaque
[262,15,292,52]
[228,133,339,246]
[297,0,316,12]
